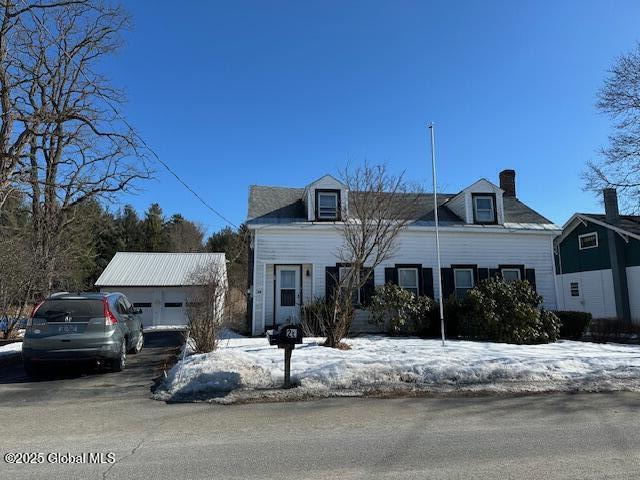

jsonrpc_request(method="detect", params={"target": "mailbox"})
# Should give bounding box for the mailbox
[267,324,303,348]
[266,324,303,389]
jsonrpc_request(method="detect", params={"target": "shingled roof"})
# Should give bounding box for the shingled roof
[247,184,552,226]
[578,213,640,237]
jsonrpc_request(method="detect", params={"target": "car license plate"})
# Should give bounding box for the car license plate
[58,324,78,333]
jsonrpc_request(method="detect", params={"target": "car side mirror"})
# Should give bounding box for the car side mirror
[132,308,143,315]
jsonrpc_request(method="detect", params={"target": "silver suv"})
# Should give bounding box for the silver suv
[22,292,144,375]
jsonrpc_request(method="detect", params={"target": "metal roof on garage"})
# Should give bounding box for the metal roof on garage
[94,252,227,287]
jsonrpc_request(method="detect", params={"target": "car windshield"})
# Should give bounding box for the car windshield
[34,299,104,322]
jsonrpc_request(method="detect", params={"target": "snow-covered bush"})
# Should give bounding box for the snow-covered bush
[464,278,560,344]
[367,284,433,335]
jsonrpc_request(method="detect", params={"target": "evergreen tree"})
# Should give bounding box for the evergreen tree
[118,205,143,251]
[143,203,168,252]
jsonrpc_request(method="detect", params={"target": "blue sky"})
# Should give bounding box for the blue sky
[108,1,640,234]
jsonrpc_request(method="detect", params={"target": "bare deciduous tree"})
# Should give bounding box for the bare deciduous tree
[0,0,89,213]
[186,263,227,353]
[15,1,149,294]
[585,43,640,211]
[323,163,424,348]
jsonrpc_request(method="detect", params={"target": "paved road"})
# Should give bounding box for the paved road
[2,334,640,479]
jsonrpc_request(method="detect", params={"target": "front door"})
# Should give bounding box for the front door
[275,266,301,326]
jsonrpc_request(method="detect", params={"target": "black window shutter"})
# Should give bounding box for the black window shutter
[478,268,489,282]
[421,268,434,298]
[441,268,454,300]
[489,268,500,278]
[360,268,375,306]
[384,267,398,285]
[325,266,339,300]
[525,269,537,292]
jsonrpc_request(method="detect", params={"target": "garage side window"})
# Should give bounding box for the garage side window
[570,282,580,297]
[578,232,598,250]
[134,302,151,308]
[164,302,183,308]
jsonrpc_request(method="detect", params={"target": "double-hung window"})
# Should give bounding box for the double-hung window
[473,195,495,223]
[398,268,419,296]
[317,191,339,220]
[454,268,474,299]
[501,268,521,283]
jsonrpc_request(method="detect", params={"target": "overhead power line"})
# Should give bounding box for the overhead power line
[21,0,238,230]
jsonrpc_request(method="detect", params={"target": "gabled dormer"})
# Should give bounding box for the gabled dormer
[446,177,506,225]
[303,174,348,222]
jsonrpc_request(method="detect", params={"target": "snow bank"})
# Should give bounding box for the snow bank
[0,341,22,357]
[154,336,640,403]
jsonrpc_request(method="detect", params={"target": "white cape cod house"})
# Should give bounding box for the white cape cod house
[246,170,560,335]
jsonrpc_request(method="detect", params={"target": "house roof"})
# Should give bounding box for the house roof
[246,184,552,226]
[579,213,640,237]
[556,213,640,245]
[94,252,227,287]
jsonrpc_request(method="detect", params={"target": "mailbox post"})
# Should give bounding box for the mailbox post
[267,324,303,389]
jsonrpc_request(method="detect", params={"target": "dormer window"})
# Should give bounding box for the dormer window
[316,190,340,220]
[472,193,497,224]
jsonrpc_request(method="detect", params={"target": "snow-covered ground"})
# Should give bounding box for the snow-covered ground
[144,325,188,332]
[154,336,640,404]
[0,341,22,357]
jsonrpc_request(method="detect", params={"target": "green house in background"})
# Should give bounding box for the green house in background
[554,189,640,324]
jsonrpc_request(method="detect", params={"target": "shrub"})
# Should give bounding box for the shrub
[464,278,560,344]
[367,284,434,335]
[553,311,592,340]
[588,318,640,343]
[423,295,470,338]
[300,297,330,337]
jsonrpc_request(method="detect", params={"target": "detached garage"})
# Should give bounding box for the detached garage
[95,252,227,328]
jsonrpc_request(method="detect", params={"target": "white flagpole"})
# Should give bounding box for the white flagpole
[428,123,446,347]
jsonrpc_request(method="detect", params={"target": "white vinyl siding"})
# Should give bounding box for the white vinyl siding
[555,269,616,318]
[250,227,558,334]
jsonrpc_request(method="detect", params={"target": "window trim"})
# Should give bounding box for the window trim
[398,267,419,296]
[471,192,498,225]
[570,281,580,297]
[164,302,183,308]
[501,268,521,282]
[315,189,341,221]
[578,232,598,250]
[453,267,475,299]
[498,264,525,282]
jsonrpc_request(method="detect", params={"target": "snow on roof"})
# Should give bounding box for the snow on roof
[94,252,226,287]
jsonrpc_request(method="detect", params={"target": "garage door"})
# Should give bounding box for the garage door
[159,290,188,326]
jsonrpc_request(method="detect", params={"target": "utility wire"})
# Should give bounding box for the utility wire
[22,0,238,230]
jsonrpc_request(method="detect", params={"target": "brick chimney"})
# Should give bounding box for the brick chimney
[499,169,516,197]
[603,188,620,226]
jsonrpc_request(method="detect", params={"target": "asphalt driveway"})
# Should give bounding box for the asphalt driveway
[0,330,184,405]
